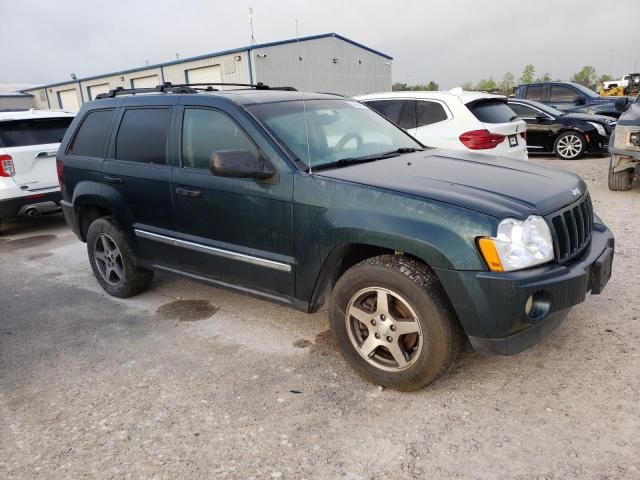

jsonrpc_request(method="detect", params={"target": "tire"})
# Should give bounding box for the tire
[328,255,462,391]
[86,216,153,298]
[554,131,586,160]
[608,164,633,191]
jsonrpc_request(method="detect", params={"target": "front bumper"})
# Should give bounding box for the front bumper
[434,223,614,355]
[0,190,62,220]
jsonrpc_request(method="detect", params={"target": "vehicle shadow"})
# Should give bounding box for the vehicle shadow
[0,213,67,237]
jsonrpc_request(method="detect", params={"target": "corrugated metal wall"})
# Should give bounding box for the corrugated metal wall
[251,36,391,96]
[23,36,391,109]
[163,52,250,87]
[0,95,36,110]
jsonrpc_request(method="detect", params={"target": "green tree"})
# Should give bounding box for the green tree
[571,66,597,87]
[424,80,439,91]
[535,72,552,82]
[597,73,614,84]
[460,81,474,90]
[520,65,535,84]
[475,77,497,91]
[392,82,409,91]
[499,72,515,95]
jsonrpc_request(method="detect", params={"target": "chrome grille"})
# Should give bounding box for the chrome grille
[547,194,593,263]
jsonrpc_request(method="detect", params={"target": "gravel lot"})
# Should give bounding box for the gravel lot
[1,155,639,480]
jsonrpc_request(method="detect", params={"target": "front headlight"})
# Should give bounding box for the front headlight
[477,215,554,272]
[587,121,607,137]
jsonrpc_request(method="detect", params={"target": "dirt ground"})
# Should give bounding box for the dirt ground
[1,155,639,480]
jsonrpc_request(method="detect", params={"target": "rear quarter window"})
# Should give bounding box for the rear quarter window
[69,109,114,158]
[467,100,517,124]
[0,117,73,148]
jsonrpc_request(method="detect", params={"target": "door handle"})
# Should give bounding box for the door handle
[175,187,202,198]
[104,175,124,185]
[35,150,58,158]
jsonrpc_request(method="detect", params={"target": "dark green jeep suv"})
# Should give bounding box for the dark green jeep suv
[57,83,614,391]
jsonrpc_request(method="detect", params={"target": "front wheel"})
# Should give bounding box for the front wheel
[554,131,586,160]
[608,164,634,191]
[86,217,154,298]
[329,255,462,391]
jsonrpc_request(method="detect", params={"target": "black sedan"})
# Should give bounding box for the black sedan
[508,98,615,159]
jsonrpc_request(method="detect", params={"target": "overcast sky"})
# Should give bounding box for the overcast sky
[2,0,639,88]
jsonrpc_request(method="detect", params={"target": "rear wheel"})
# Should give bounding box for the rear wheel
[554,131,586,160]
[608,164,634,191]
[86,217,153,298]
[329,255,462,391]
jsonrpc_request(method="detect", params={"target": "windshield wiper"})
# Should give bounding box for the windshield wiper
[311,148,424,172]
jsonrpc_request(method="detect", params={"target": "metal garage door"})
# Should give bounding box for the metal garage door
[131,75,159,88]
[88,83,110,100]
[185,65,222,85]
[57,89,80,111]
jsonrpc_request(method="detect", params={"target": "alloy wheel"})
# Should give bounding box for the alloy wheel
[345,287,424,372]
[94,233,125,286]
[556,134,583,159]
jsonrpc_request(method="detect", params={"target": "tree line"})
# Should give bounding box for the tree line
[392,65,614,95]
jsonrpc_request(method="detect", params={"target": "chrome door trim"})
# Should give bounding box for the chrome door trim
[134,229,292,272]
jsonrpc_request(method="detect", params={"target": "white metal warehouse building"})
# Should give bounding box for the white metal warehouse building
[22,33,393,112]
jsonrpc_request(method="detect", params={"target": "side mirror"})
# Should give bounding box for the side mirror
[210,149,276,180]
[535,113,547,121]
[615,96,629,112]
[575,95,586,106]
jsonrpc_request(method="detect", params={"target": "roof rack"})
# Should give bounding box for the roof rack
[95,82,296,99]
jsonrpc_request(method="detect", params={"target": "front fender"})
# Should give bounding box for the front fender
[293,175,496,303]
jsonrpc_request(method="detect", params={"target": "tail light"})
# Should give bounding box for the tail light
[0,154,15,177]
[56,158,64,187]
[459,130,505,150]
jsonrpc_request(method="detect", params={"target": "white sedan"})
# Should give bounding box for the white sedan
[355,88,528,161]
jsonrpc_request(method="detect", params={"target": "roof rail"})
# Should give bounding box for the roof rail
[94,82,296,99]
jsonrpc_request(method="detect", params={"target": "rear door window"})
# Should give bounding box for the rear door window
[0,117,73,148]
[508,103,540,118]
[365,99,416,129]
[524,85,543,101]
[69,109,114,158]
[467,100,517,124]
[115,108,171,164]
[550,86,578,103]
[416,100,448,127]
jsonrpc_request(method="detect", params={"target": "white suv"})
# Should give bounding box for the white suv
[0,110,75,231]
[355,88,528,161]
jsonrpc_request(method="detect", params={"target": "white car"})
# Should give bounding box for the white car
[355,88,528,161]
[0,109,75,231]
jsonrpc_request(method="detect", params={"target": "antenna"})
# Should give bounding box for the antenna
[295,19,312,174]
[249,7,256,45]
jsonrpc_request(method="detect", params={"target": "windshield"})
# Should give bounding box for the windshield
[571,83,599,98]
[249,99,422,168]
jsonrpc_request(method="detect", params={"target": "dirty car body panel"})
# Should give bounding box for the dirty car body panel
[59,90,614,356]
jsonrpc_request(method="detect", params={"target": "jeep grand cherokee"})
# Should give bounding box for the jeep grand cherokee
[57,83,614,391]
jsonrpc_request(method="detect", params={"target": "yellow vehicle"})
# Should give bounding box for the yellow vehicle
[600,73,640,97]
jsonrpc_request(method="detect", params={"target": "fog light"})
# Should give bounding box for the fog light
[525,291,550,320]
[525,295,533,315]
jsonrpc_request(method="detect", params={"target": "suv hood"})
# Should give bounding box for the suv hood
[317,149,586,219]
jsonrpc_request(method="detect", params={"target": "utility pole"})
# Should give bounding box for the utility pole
[249,7,256,46]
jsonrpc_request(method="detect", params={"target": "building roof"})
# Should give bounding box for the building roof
[23,33,393,92]
[0,92,33,97]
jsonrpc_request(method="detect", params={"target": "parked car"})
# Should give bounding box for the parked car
[514,82,626,118]
[608,95,640,190]
[59,84,614,391]
[355,89,528,161]
[507,98,615,159]
[0,109,75,231]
